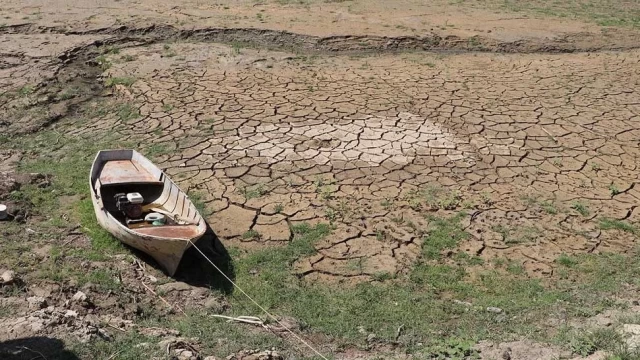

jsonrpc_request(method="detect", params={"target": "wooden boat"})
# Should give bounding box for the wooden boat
[89,149,206,276]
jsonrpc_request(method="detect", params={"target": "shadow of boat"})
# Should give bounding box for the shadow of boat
[0,336,80,360]
[125,222,235,294]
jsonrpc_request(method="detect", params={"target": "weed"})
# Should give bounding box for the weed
[325,207,337,223]
[556,253,578,267]
[423,337,480,360]
[506,261,525,275]
[274,203,284,214]
[422,213,469,259]
[188,190,211,217]
[104,46,120,54]
[18,85,35,96]
[95,55,112,71]
[468,36,481,47]
[105,76,136,87]
[242,229,260,240]
[116,103,140,122]
[592,162,601,171]
[56,87,79,101]
[571,202,590,217]
[371,272,394,281]
[161,103,174,112]
[121,54,136,62]
[609,184,621,196]
[570,328,623,356]
[242,184,268,200]
[599,218,637,235]
[541,200,558,214]
[454,252,484,266]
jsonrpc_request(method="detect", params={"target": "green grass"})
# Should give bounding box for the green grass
[144,143,171,159]
[116,103,140,122]
[599,218,638,235]
[105,76,136,88]
[422,213,469,259]
[242,184,268,200]
[463,0,640,28]
[571,202,590,216]
[405,185,462,211]
[242,229,260,240]
[18,84,35,96]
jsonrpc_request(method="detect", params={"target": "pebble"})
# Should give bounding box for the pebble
[366,333,377,343]
[453,299,472,307]
[65,310,78,318]
[1,270,15,284]
[27,296,47,309]
[158,281,192,293]
[204,297,225,314]
[486,307,503,313]
[72,291,88,303]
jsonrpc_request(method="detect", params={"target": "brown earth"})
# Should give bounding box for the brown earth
[1,0,640,358]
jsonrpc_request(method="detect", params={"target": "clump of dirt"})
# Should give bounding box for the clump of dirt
[0,172,51,222]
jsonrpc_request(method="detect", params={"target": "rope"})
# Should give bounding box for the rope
[187,239,329,360]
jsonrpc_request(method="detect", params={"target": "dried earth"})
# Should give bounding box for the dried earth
[1,0,640,359]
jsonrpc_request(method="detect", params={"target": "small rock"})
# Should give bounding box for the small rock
[204,357,217,360]
[366,333,377,344]
[27,296,47,309]
[453,299,472,307]
[175,349,194,360]
[65,310,78,318]
[204,297,226,314]
[622,324,640,350]
[486,306,503,313]
[148,275,158,283]
[72,291,88,303]
[502,349,511,360]
[157,282,192,293]
[632,300,639,306]
[1,270,15,284]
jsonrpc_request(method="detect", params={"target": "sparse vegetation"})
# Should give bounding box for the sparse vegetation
[572,202,590,216]
[242,229,260,239]
[115,103,140,122]
[242,184,268,199]
[274,203,284,214]
[599,218,638,235]
[105,76,136,87]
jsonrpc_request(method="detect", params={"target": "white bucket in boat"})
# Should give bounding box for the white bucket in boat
[0,204,7,220]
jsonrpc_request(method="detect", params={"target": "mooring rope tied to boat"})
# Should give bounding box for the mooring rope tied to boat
[187,240,329,360]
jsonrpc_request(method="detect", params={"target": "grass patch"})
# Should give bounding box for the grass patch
[242,184,268,200]
[571,201,590,216]
[471,0,640,29]
[18,84,35,96]
[105,76,136,88]
[422,213,469,259]
[405,185,462,211]
[116,103,140,122]
[599,218,637,235]
[144,143,171,159]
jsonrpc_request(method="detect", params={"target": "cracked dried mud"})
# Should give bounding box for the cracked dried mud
[1,0,640,358]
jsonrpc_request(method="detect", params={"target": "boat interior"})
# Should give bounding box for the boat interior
[94,158,203,240]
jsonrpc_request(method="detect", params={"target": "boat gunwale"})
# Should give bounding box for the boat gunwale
[90,149,207,242]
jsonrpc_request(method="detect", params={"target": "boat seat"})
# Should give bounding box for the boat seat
[99,159,162,185]
[133,225,201,240]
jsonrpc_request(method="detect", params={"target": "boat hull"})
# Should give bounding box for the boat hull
[89,150,206,276]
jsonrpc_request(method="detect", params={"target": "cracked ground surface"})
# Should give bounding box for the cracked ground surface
[75,42,639,282]
[2,1,640,358]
